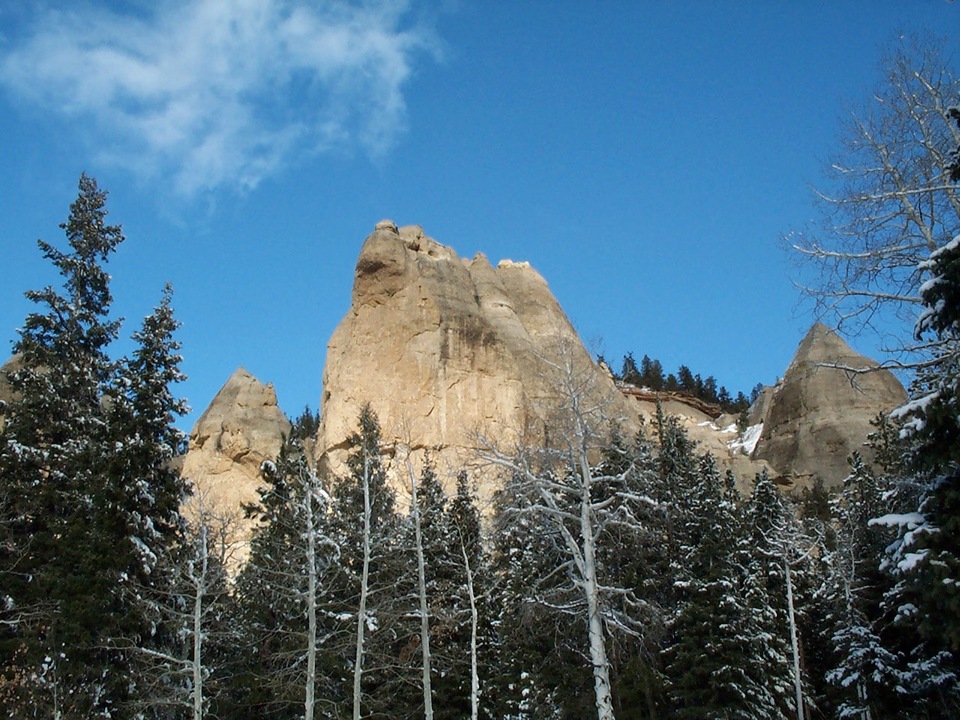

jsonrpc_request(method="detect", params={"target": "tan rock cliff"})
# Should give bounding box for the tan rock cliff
[317,221,640,498]
[751,323,908,490]
[180,367,291,562]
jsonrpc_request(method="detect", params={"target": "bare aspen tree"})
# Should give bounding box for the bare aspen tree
[352,452,371,720]
[402,450,435,720]
[790,35,960,358]
[130,492,239,720]
[483,336,648,720]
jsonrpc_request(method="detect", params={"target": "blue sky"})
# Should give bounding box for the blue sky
[1,1,957,430]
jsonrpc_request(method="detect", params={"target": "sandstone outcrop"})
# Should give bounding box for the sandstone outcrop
[180,367,291,562]
[751,323,908,490]
[317,221,641,497]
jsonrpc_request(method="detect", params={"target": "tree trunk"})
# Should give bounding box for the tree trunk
[784,553,804,720]
[579,455,616,720]
[353,456,371,720]
[407,457,434,720]
[305,480,318,720]
[193,523,207,720]
[459,530,480,720]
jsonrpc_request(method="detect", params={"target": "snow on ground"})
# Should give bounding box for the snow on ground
[727,423,763,456]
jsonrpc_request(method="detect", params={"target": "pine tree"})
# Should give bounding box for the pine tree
[107,285,197,717]
[815,453,900,719]
[870,228,960,713]
[327,405,403,719]
[0,174,136,716]
[662,455,767,718]
[235,416,340,719]
[743,470,813,719]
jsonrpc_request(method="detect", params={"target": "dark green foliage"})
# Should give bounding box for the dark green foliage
[614,351,755,414]
[292,405,321,440]
[235,432,340,718]
[0,175,188,718]
[662,455,768,718]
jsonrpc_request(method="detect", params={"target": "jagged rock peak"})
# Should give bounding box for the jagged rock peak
[180,367,291,566]
[752,323,908,490]
[318,223,640,498]
[185,366,290,476]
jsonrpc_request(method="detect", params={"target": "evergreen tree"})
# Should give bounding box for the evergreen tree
[620,352,642,386]
[870,230,960,713]
[676,365,695,394]
[662,455,766,718]
[235,418,340,719]
[743,470,812,719]
[819,453,902,719]
[0,174,182,717]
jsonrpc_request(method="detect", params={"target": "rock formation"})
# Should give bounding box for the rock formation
[177,233,909,535]
[179,367,291,563]
[751,323,908,490]
[317,220,641,497]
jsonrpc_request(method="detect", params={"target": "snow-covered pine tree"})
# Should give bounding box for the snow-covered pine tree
[820,452,902,719]
[0,174,135,716]
[105,284,201,715]
[235,415,340,719]
[488,465,577,719]
[662,454,767,718]
[871,229,960,714]
[743,470,811,719]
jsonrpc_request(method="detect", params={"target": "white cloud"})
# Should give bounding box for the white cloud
[1,0,438,195]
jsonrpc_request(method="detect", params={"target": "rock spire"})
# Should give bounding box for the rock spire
[751,323,908,488]
[317,221,639,495]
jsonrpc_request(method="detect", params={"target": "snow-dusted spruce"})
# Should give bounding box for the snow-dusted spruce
[236,411,338,719]
[871,229,960,713]
[790,36,960,357]
[744,470,815,719]
[0,175,189,717]
[662,454,770,718]
[820,453,900,719]
[483,338,651,720]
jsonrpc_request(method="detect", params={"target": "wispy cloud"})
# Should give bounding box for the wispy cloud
[1,0,439,195]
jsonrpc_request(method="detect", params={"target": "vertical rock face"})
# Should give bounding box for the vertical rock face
[752,323,908,489]
[318,221,639,493]
[180,367,291,561]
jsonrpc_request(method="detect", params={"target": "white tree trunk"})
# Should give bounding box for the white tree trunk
[406,457,434,720]
[784,553,804,720]
[193,523,207,720]
[459,530,480,720]
[353,456,371,720]
[579,457,616,720]
[304,479,318,720]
